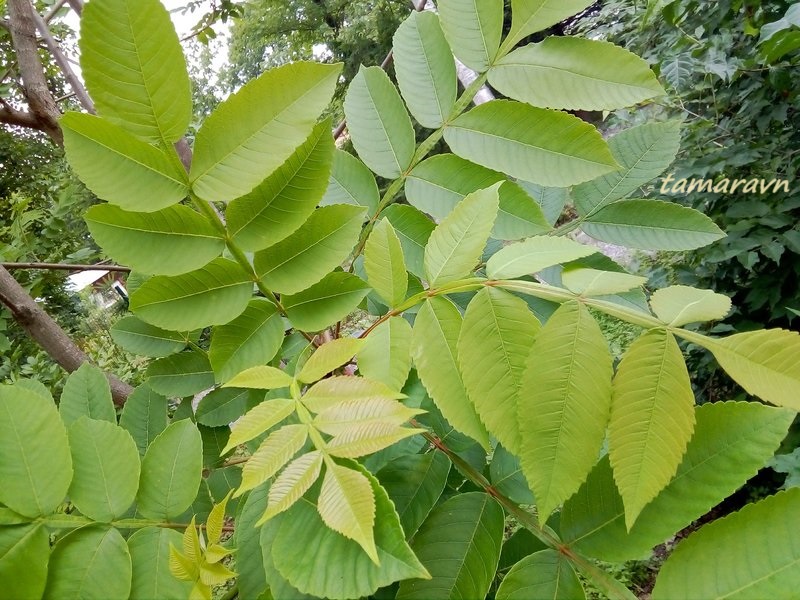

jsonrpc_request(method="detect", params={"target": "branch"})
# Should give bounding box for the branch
[65,0,83,16]
[0,266,134,406]
[0,98,40,129]
[2,262,131,273]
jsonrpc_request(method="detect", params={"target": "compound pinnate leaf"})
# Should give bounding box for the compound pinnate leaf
[609,330,695,529]
[80,0,190,144]
[59,362,116,426]
[505,0,595,48]
[110,316,188,358]
[119,384,168,456]
[486,236,596,280]
[496,549,585,600]
[437,0,503,73]
[0,524,49,599]
[137,420,203,520]
[520,301,613,523]
[298,338,365,383]
[0,386,72,518]
[190,62,341,203]
[359,317,413,391]
[321,150,380,214]
[365,219,408,307]
[128,527,192,600]
[238,425,308,496]
[222,398,296,453]
[283,271,371,332]
[650,285,732,327]
[260,451,324,524]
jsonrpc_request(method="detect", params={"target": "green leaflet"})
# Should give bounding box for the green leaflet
[270,462,429,598]
[490,444,535,505]
[359,316,414,391]
[382,205,435,279]
[690,329,800,410]
[128,528,192,600]
[344,66,416,179]
[498,528,548,572]
[405,154,550,240]
[196,388,261,428]
[320,150,380,214]
[424,183,500,286]
[486,236,597,280]
[504,0,595,49]
[209,298,284,384]
[137,420,202,520]
[520,301,613,523]
[458,287,540,454]
[222,398,296,453]
[496,549,585,600]
[516,181,570,226]
[562,267,648,297]
[609,330,696,529]
[283,271,372,332]
[119,384,168,456]
[437,0,503,72]
[299,338,365,383]
[560,402,794,562]
[59,362,116,426]
[130,257,253,331]
[190,61,341,203]
[67,418,140,522]
[110,316,188,358]
[490,38,664,111]
[581,199,725,250]
[0,524,49,599]
[572,121,682,216]
[235,485,271,599]
[397,492,504,599]
[79,0,190,144]
[365,219,408,307]
[653,489,800,600]
[254,205,365,295]
[223,366,294,391]
[412,297,490,449]
[226,119,334,251]
[61,113,188,212]
[86,204,224,276]
[650,285,732,326]
[393,11,457,129]
[146,351,214,398]
[238,425,308,496]
[0,385,72,519]
[445,101,618,187]
[376,452,451,539]
[43,527,132,600]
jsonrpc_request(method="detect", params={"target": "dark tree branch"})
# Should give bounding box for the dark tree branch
[0,98,41,129]
[0,266,134,406]
[2,262,131,273]
[65,0,83,16]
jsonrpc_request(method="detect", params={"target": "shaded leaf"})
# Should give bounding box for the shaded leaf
[59,362,115,425]
[283,271,371,332]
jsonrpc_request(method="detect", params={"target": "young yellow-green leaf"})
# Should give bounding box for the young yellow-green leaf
[486,236,597,280]
[424,183,501,286]
[43,527,132,600]
[181,516,202,566]
[259,451,324,524]
[313,398,423,436]
[168,541,197,582]
[68,418,141,522]
[254,205,366,295]
[110,316,188,358]
[504,0,594,49]
[223,365,294,391]
[609,330,695,529]
[190,62,341,203]
[496,549,585,600]
[222,398,295,453]
[321,149,380,214]
[581,200,725,250]
[393,11,457,129]
[283,271,372,332]
[0,385,72,518]
[302,376,405,413]
[318,462,379,564]
[520,301,613,523]
[128,528,192,600]
[199,561,236,586]
[86,204,224,276]
[382,205,436,280]
[145,351,215,398]
[359,317,413,391]
[59,362,116,426]
[652,489,800,600]
[650,285,732,327]
[690,329,800,410]
[562,267,648,297]
[137,420,203,520]
[489,38,664,111]
[412,298,490,448]
[444,101,618,187]
[238,424,308,496]
[206,490,233,546]
[226,119,334,252]
[573,121,682,216]
[209,298,284,384]
[458,287,540,455]
[80,0,191,144]
[298,338,365,383]
[438,0,503,72]
[327,423,423,459]
[365,220,408,307]
[130,258,253,332]
[0,524,49,600]
[61,112,188,212]
[344,66,415,179]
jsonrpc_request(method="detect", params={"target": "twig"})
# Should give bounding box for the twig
[1,262,131,272]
